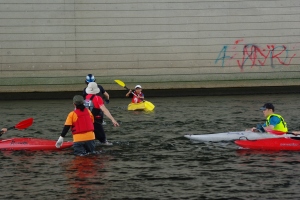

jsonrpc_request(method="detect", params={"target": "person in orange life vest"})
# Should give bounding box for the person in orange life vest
[55,95,96,156]
[85,82,119,145]
[125,85,144,103]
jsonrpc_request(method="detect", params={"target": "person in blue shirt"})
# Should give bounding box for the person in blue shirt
[250,103,288,133]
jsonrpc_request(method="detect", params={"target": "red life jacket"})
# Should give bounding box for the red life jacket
[72,108,94,135]
[131,91,144,103]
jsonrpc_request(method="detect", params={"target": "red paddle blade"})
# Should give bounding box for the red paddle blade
[15,118,33,130]
[265,129,286,135]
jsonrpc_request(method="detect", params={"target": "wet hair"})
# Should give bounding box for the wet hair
[75,104,86,111]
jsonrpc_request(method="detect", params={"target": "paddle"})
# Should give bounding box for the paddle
[265,129,296,135]
[114,79,155,111]
[0,118,34,135]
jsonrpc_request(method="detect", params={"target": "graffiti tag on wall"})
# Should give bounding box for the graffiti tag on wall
[215,39,298,71]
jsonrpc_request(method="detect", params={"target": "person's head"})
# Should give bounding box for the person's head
[86,82,100,94]
[135,85,142,94]
[260,103,275,117]
[85,74,96,84]
[73,95,85,111]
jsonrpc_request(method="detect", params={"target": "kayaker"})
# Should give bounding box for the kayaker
[250,103,288,133]
[0,128,7,136]
[83,74,110,104]
[55,95,96,155]
[126,85,144,103]
[84,82,119,145]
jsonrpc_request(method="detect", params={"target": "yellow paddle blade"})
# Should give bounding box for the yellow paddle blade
[114,79,126,88]
[144,101,155,111]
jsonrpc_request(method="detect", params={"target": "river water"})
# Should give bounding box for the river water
[1,94,300,200]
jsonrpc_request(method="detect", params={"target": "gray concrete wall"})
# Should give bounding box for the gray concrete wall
[0,0,300,92]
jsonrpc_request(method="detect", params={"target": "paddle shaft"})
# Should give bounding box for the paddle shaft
[0,118,33,135]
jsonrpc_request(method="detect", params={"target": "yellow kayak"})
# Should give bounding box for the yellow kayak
[127,101,155,111]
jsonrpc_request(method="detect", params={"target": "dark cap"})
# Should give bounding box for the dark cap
[73,95,84,105]
[260,103,274,111]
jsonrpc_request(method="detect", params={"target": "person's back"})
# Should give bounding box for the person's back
[83,74,109,104]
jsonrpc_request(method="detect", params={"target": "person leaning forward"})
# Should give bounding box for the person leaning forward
[249,103,288,133]
[55,95,96,156]
[85,82,119,145]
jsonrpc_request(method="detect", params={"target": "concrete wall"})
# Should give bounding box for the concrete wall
[0,0,300,92]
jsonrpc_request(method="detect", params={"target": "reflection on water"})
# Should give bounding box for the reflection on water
[1,94,300,199]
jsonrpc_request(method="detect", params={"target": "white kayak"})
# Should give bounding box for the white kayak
[184,131,292,142]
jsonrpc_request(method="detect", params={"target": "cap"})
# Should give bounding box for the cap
[73,95,84,105]
[135,85,142,89]
[85,74,95,83]
[260,103,274,111]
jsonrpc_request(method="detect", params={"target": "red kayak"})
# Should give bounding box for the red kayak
[0,138,73,151]
[235,137,300,151]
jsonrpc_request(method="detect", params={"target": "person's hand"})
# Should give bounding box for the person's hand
[111,119,120,127]
[1,128,7,134]
[251,127,257,132]
[55,136,64,148]
[105,99,110,104]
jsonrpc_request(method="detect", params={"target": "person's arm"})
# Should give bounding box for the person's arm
[138,93,144,100]
[103,91,109,100]
[60,125,71,137]
[292,131,300,135]
[56,112,73,148]
[100,105,119,127]
[126,90,132,97]
[263,116,280,131]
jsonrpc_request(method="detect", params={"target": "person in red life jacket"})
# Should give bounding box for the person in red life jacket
[84,82,119,145]
[83,74,109,124]
[55,95,96,156]
[125,85,144,103]
[83,74,110,104]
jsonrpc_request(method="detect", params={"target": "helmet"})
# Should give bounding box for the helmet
[85,74,95,83]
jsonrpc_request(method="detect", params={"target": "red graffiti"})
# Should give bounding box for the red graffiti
[215,39,298,71]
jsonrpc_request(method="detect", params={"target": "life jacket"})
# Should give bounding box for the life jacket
[84,94,103,122]
[72,108,94,134]
[84,95,96,111]
[266,114,288,132]
[131,91,144,103]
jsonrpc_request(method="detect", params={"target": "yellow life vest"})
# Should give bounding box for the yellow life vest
[266,114,288,132]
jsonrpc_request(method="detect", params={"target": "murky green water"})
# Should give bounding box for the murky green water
[1,94,300,199]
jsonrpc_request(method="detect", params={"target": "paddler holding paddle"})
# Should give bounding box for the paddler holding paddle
[126,85,144,103]
[249,103,288,133]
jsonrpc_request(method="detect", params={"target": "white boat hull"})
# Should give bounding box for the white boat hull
[184,131,290,142]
